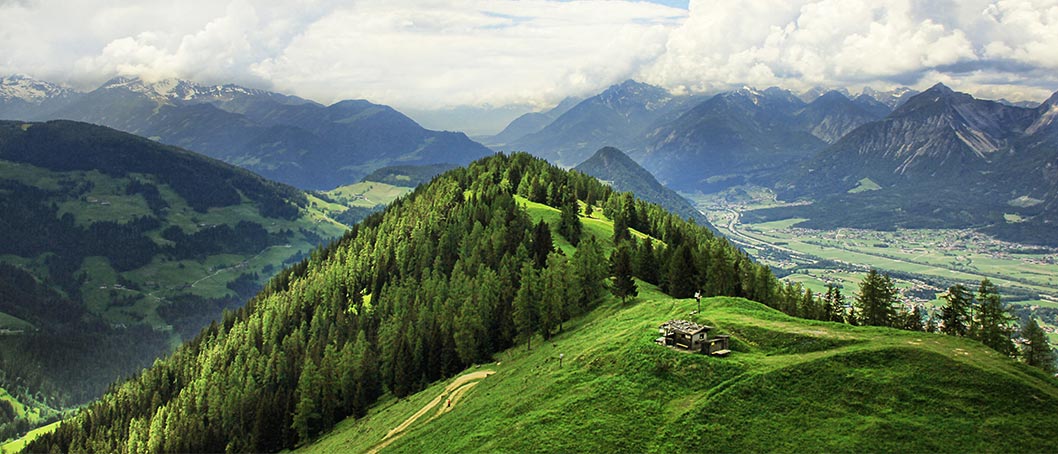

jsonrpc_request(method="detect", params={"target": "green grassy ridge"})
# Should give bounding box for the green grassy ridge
[324,182,412,209]
[303,289,1058,453]
[0,421,59,454]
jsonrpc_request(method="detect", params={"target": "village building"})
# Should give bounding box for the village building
[656,319,731,357]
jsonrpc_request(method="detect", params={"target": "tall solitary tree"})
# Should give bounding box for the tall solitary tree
[610,242,638,303]
[855,269,898,327]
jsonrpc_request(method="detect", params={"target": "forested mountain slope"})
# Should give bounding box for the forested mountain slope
[28,152,780,453]
[0,120,351,431]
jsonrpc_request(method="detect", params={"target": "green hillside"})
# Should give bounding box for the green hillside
[305,291,1058,453]
[24,152,1058,453]
[0,120,356,442]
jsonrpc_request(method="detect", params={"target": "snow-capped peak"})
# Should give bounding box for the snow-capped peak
[0,74,75,103]
[100,76,274,104]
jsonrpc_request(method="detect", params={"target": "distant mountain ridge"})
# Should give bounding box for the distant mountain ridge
[0,75,493,190]
[760,83,1058,244]
[484,96,582,147]
[573,146,713,229]
[640,86,828,190]
[510,80,683,167]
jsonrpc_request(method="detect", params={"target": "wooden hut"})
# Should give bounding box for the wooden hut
[657,319,731,356]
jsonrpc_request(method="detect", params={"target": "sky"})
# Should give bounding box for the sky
[2,0,1057,116]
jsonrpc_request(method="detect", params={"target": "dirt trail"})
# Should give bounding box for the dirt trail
[367,370,494,453]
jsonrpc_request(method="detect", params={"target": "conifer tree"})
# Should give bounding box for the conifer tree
[530,220,553,269]
[1021,318,1056,373]
[572,236,607,314]
[855,269,897,327]
[903,305,925,331]
[941,284,972,336]
[971,279,1016,356]
[610,242,637,303]
[635,237,659,285]
[513,263,540,350]
[557,191,582,246]
[292,358,321,445]
[822,284,845,323]
[666,244,697,298]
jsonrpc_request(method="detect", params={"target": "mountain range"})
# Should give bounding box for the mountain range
[760,83,1058,244]
[0,75,492,190]
[495,80,903,192]
[485,78,1057,245]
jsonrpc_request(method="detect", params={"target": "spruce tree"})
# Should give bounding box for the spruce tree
[1021,318,1056,373]
[855,269,897,327]
[972,279,1016,356]
[513,263,540,350]
[610,242,637,303]
[530,220,553,269]
[903,305,925,331]
[557,191,582,246]
[666,244,697,298]
[291,358,321,445]
[635,237,659,285]
[572,236,607,313]
[941,284,971,336]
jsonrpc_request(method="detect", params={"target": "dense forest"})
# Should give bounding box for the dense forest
[27,152,1053,453]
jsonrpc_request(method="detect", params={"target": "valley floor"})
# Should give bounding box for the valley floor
[687,189,1058,344]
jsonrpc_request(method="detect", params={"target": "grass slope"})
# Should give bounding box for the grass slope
[301,193,1058,453]
[303,289,1058,453]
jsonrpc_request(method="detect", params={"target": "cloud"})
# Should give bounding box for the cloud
[252,0,683,108]
[0,0,1056,110]
[640,0,1058,101]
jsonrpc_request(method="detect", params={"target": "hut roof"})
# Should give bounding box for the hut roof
[661,319,712,336]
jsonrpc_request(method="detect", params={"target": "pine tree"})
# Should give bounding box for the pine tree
[571,236,607,314]
[971,279,1016,356]
[513,263,540,350]
[1021,317,1056,373]
[855,270,897,327]
[291,358,321,445]
[610,242,638,303]
[666,244,697,298]
[635,237,659,285]
[557,191,582,246]
[903,305,925,331]
[822,284,845,323]
[941,284,971,336]
[530,220,553,269]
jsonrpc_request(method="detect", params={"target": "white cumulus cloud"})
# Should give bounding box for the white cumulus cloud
[1,0,1057,110]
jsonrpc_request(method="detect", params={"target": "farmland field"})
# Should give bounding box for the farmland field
[686,188,1058,343]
